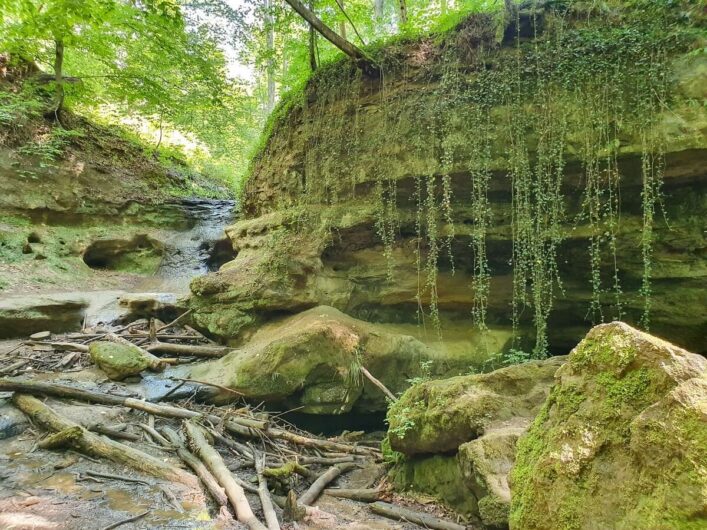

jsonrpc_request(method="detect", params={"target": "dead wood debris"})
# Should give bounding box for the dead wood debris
[0,313,468,530]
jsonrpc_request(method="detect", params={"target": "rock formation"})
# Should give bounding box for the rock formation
[387,356,564,524]
[509,322,707,530]
[189,305,469,413]
[189,5,706,357]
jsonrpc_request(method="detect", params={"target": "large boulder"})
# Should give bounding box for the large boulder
[509,322,707,530]
[189,306,464,413]
[388,356,565,455]
[386,356,564,524]
[0,294,88,338]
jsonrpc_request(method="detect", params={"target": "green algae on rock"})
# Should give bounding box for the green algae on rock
[89,341,155,381]
[388,356,564,456]
[509,322,707,530]
[189,305,468,413]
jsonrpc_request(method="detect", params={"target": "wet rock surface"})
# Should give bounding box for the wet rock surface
[0,295,88,338]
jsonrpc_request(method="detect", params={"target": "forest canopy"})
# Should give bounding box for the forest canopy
[0,1,506,187]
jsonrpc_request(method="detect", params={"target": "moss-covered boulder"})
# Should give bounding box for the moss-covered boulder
[189,306,466,413]
[458,425,525,528]
[509,322,707,530]
[386,356,563,524]
[388,356,565,455]
[390,454,479,518]
[89,341,154,381]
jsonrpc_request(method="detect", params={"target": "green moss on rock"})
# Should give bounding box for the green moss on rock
[509,322,707,530]
[390,454,478,517]
[89,341,152,381]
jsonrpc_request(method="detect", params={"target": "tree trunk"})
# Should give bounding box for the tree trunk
[338,0,347,40]
[374,0,384,19]
[53,39,65,118]
[397,0,407,25]
[308,2,317,73]
[265,0,276,113]
[282,0,378,76]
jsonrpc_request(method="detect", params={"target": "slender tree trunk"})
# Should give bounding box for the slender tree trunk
[440,0,448,16]
[374,0,384,19]
[308,0,317,72]
[397,0,407,25]
[282,0,378,76]
[338,0,347,40]
[264,0,276,113]
[53,39,65,118]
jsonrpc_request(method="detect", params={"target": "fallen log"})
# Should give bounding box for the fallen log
[298,462,358,506]
[298,455,357,465]
[13,394,197,487]
[263,461,314,480]
[0,359,30,375]
[254,451,281,530]
[160,427,230,510]
[146,342,232,358]
[183,420,266,530]
[323,488,381,502]
[369,502,466,530]
[266,427,376,457]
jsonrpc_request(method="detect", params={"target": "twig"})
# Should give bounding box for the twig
[156,309,193,333]
[84,470,150,485]
[102,510,150,530]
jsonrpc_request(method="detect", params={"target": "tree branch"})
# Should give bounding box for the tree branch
[282,0,379,77]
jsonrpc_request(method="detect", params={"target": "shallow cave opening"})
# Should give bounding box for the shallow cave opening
[204,237,237,271]
[82,234,163,273]
[278,410,388,437]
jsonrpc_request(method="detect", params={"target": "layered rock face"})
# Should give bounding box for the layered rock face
[190,6,706,356]
[510,322,707,530]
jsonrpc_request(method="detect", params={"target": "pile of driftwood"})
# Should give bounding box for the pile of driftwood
[0,312,467,530]
[0,310,233,378]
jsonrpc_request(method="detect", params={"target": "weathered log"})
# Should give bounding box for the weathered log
[13,394,197,487]
[264,461,314,480]
[266,427,375,456]
[255,451,281,530]
[138,423,171,446]
[324,488,381,502]
[0,379,251,426]
[369,502,466,530]
[146,342,232,358]
[160,427,230,510]
[298,462,358,506]
[86,423,138,442]
[0,359,30,375]
[183,420,266,530]
[298,455,357,465]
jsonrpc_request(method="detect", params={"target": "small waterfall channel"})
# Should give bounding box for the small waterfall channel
[151,198,236,290]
